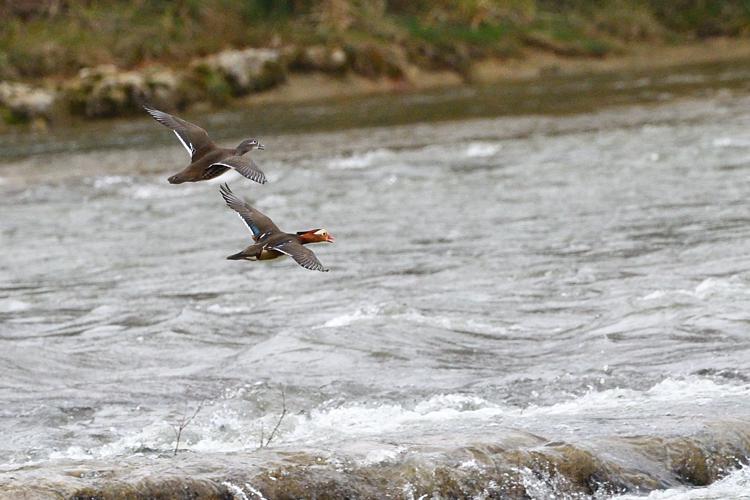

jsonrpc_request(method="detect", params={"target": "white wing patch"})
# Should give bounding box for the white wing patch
[270,245,292,257]
[236,213,256,236]
[173,130,194,156]
[205,169,242,185]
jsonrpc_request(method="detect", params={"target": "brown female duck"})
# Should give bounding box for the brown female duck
[144,105,267,184]
[220,184,334,272]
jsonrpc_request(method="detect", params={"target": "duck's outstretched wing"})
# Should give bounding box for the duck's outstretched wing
[219,184,280,241]
[269,240,329,272]
[143,105,214,159]
[210,156,267,184]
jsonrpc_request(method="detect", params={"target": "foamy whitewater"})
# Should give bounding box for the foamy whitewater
[2,66,750,498]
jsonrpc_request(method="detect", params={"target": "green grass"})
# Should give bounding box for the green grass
[0,0,306,78]
[2,0,750,81]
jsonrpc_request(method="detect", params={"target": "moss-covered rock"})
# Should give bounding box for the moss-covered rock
[289,45,349,74]
[70,478,233,500]
[406,41,473,76]
[143,66,184,110]
[0,81,57,123]
[347,44,407,79]
[670,440,711,486]
[65,65,141,117]
[191,48,286,98]
[179,64,232,106]
[64,64,184,117]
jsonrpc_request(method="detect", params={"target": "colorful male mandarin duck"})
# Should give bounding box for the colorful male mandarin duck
[219,184,334,272]
[143,105,267,184]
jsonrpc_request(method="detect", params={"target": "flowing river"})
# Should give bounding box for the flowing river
[2,60,750,499]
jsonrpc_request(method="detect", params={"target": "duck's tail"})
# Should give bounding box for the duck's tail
[226,251,247,260]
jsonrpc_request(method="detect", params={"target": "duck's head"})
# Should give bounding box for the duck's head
[297,228,335,243]
[236,138,265,154]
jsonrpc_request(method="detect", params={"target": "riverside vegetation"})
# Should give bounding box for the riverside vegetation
[2,0,750,127]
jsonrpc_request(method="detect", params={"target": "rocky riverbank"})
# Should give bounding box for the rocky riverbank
[4,36,750,131]
[0,42,406,128]
[4,0,750,129]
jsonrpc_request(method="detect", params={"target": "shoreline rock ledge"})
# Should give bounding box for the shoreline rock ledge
[65,64,182,118]
[0,47,293,124]
[0,81,57,125]
[190,48,287,97]
[0,42,418,126]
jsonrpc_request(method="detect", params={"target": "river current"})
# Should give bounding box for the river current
[2,62,750,498]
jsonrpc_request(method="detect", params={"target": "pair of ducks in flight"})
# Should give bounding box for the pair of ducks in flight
[144,106,335,272]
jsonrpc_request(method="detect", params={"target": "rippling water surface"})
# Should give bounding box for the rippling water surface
[2,64,750,499]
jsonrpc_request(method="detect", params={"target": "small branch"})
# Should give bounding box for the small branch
[260,388,287,448]
[172,399,205,456]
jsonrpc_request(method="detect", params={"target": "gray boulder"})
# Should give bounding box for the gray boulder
[348,44,407,79]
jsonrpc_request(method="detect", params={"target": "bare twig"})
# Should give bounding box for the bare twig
[259,388,287,448]
[172,399,205,456]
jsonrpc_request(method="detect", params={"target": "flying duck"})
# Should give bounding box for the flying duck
[219,184,334,272]
[143,105,267,185]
